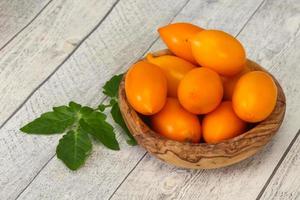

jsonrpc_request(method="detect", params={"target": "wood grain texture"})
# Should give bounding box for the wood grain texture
[0,0,119,126]
[260,130,300,200]
[0,1,190,199]
[12,0,270,199]
[110,0,300,199]
[0,0,50,48]
[119,49,286,169]
[6,0,267,199]
[1,0,298,200]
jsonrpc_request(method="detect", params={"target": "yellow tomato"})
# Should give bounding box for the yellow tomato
[158,23,203,64]
[178,67,223,114]
[125,61,167,115]
[146,53,197,97]
[203,101,247,144]
[190,30,246,76]
[151,98,201,143]
[232,71,277,122]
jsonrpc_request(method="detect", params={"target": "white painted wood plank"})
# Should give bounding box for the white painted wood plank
[0,0,119,126]
[260,130,300,200]
[0,0,50,48]
[0,0,189,199]
[13,0,268,199]
[110,0,300,200]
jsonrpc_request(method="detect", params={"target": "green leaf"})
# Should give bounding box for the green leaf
[69,101,82,112]
[110,98,117,106]
[97,103,112,112]
[82,110,106,121]
[20,107,76,134]
[80,106,94,117]
[98,104,107,112]
[56,129,92,170]
[41,112,64,120]
[53,106,74,117]
[80,113,120,150]
[103,74,123,98]
[111,103,137,145]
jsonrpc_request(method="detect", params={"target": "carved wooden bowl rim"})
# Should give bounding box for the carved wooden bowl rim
[118,49,286,169]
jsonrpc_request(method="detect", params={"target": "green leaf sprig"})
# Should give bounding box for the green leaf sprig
[20,74,136,170]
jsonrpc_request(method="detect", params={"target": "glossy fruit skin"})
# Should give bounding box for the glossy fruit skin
[232,71,277,122]
[190,30,246,76]
[222,66,251,100]
[151,98,201,143]
[203,101,247,144]
[178,67,223,114]
[146,53,197,97]
[125,61,167,115]
[158,23,203,64]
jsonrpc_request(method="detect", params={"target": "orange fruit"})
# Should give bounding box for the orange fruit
[151,98,201,143]
[232,71,277,122]
[146,53,197,97]
[178,67,223,114]
[125,61,167,115]
[222,65,251,100]
[190,30,246,76]
[158,23,203,64]
[203,101,247,144]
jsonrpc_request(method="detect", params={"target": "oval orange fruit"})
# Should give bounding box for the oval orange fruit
[178,67,223,114]
[202,101,247,144]
[125,61,167,115]
[232,71,277,122]
[190,30,246,76]
[158,23,203,64]
[151,98,201,143]
[146,53,197,97]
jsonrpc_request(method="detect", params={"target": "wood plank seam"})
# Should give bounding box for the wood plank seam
[108,0,269,197]
[234,0,266,37]
[6,0,290,198]
[0,0,121,131]
[108,153,148,200]
[14,154,56,200]
[14,36,162,200]
[13,1,191,197]
[8,1,288,199]
[0,0,53,51]
[78,1,298,199]
[256,129,300,200]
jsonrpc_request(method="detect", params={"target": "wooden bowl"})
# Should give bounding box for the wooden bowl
[118,49,286,169]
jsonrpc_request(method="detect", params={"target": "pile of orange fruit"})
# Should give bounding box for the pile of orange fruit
[125,23,278,144]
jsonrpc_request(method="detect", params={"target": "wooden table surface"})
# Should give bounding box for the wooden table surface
[0,0,299,199]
